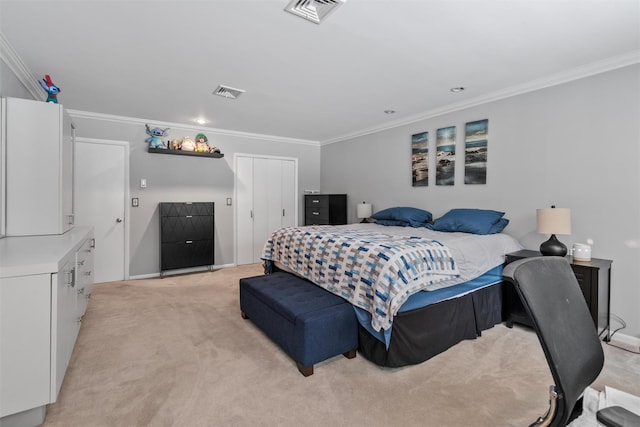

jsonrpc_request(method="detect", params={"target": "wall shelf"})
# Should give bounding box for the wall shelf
[148,147,224,158]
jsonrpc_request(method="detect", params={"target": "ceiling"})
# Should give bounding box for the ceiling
[1,0,638,143]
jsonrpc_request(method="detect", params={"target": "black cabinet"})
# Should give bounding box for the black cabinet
[503,249,611,340]
[159,202,214,276]
[304,194,347,225]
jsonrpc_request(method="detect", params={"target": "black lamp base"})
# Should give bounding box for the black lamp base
[540,234,567,256]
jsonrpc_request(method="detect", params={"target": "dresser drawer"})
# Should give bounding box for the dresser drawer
[305,195,329,208]
[161,215,214,242]
[305,209,329,225]
[161,240,214,271]
[160,202,214,217]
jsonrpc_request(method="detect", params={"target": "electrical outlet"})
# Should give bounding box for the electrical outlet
[132,198,139,207]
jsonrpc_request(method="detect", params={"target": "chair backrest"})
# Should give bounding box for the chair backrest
[502,256,604,426]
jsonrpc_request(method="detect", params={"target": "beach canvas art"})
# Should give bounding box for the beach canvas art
[436,126,456,186]
[464,119,488,184]
[412,131,429,186]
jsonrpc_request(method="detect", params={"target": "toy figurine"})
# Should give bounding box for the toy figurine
[38,74,61,103]
[180,136,196,151]
[194,133,210,153]
[145,124,170,149]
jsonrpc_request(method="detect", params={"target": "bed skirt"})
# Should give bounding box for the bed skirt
[357,282,504,368]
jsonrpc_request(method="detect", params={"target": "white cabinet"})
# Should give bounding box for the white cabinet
[0,274,52,417]
[0,227,94,424]
[51,258,81,398]
[2,97,75,236]
[236,155,297,265]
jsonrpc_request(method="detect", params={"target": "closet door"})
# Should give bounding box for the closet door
[235,156,297,265]
[236,156,254,265]
[252,158,271,262]
[281,160,295,228]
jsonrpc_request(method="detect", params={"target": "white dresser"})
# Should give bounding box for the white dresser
[0,226,94,426]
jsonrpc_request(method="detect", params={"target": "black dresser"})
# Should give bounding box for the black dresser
[304,194,347,225]
[159,202,214,276]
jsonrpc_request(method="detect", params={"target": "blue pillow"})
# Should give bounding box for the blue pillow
[430,208,506,235]
[374,219,411,227]
[487,217,509,234]
[371,207,432,227]
[375,219,432,228]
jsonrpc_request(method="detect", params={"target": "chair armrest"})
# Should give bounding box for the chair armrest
[596,406,640,427]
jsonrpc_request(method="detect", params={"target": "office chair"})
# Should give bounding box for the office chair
[502,257,640,427]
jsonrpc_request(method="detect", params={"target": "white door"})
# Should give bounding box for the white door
[235,155,298,265]
[236,156,254,265]
[281,160,296,228]
[74,139,128,283]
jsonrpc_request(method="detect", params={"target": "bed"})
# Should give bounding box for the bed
[262,208,523,367]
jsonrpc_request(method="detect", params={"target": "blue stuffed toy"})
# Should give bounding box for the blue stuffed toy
[145,124,170,149]
[38,74,61,103]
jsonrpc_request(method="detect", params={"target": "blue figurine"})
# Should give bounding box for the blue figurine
[145,124,170,149]
[38,74,61,103]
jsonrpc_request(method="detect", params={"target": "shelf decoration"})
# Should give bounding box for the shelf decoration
[145,126,224,158]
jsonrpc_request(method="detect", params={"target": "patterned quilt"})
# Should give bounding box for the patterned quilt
[262,226,460,332]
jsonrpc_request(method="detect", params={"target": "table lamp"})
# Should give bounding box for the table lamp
[536,205,571,256]
[357,202,372,223]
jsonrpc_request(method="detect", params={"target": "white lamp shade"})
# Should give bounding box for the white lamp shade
[357,203,372,219]
[536,207,571,235]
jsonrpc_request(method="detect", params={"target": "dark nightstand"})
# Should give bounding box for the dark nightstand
[503,249,611,341]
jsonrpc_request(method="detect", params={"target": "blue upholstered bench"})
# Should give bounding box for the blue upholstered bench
[239,272,358,376]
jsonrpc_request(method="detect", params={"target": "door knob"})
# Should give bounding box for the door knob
[116,218,123,223]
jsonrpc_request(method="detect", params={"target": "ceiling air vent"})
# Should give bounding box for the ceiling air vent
[284,0,346,24]
[213,85,245,99]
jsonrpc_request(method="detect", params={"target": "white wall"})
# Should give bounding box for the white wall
[320,64,640,337]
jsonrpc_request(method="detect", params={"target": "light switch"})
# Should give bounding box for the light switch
[132,198,139,207]
[226,198,232,206]
[140,178,147,188]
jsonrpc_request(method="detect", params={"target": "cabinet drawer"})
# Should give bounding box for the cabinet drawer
[160,202,214,217]
[75,239,94,313]
[161,240,214,271]
[306,209,329,225]
[161,216,214,242]
[305,195,329,208]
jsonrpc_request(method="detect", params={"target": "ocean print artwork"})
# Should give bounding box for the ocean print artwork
[464,119,488,184]
[436,126,456,185]
[412,131,429,186]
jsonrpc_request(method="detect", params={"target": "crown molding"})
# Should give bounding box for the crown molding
[67,109,321,147]
[321,50,640,146]
[0,31,43,100]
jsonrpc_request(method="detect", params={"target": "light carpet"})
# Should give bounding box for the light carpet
[42,264,640,427]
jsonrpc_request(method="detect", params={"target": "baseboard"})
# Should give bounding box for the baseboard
[128,263,236,280]
[608,333,640,354]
